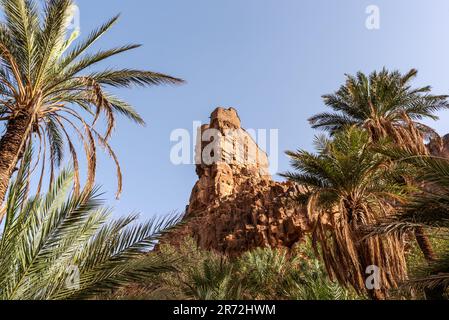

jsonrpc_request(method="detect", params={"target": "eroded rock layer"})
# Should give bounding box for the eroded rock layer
[429,134,449,157]
[174,107,308,256]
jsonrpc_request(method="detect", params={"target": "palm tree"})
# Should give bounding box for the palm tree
[309,69,448,152]
[282,127,409,299]
[366,150,449,299]
[236,246,361,300]
[309,68,449,261]
[0,149,180,300]
[133,237,359,300]
[0,0,183,204]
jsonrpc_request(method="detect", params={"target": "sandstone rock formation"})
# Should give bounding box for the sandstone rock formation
[174,107,308,256]
[428,134,449,157]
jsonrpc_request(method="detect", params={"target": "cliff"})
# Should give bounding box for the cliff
[172,107,308,256]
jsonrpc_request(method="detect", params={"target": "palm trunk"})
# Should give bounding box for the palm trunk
[414,227,448,299]
[0,114,33,204]
[415,227,436,262]
[369,289,386,301]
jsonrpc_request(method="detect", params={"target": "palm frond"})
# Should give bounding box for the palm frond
[0,165,182,300]
[283,127,408,299]
[0,0,184,202]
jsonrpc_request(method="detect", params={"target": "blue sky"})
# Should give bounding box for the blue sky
[73,0,449,218]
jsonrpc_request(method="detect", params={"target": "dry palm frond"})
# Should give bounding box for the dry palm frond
[364,149,449,235]
[309,68,449,155]
[282,128,409,299]
[365,151,449,296]
[309,68,448,264]
[0,150,182,300]
[0,0,184,201]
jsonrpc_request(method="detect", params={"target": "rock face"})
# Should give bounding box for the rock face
[429,134,449,157]
[175,107,308,256]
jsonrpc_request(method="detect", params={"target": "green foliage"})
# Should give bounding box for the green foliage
[111,238,362,300]
[282,127,409,299]
[237,243,362,300]
[282,128,408,207]
[0,0,184,197]
[0,157,180,300]
[366,152,449,297]
[309,68,448,138]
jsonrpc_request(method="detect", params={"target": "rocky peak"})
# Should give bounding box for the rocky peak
[173,107,308,256]
[210,107,241,130]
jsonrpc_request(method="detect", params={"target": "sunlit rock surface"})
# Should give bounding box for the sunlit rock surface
[170,107,308,256]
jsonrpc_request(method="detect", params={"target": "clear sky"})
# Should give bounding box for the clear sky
[73,0,449,219]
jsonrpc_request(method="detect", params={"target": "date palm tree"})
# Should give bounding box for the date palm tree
[282,127,409,299]
[0,149,181,300]
[309,69,448,152]
[366,150,449,299]
[136,238,360,300]
[309,69,449,261]
[0,0,183,204]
